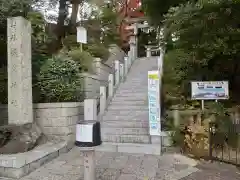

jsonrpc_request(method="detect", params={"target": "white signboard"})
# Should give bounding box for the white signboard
[148,71,161,136]
[77,26,87,44]
[191,81,229,100]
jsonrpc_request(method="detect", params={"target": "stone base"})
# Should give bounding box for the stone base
[0,141,73,179]
[96,142,162,155]
[151,131,173,147]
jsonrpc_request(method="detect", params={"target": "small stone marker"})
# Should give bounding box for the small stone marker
[75,99,102,180]
[7,16,33,125]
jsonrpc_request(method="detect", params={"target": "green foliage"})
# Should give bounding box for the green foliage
[170,127,185,147]
[160,0,240,105]
[0,67,7,104]
[162,49,191,108]
[137,29,158,57]
[35,53,84,103]
[85,43,109,61]
[62,35,79,50]
[142,0,190,25]
[67,49,94,72]
[100,2,120,45]
[206,102,239,148]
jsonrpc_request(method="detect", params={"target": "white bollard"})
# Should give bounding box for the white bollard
[100,86,106,115]
[114,60,120,85]
[146,47,151,57]
[108,74,113,97]
[120,63,124,81]
[84,99,97,121]
[94,58,101,75]
[127,51,132,67]
[124,57,128,76]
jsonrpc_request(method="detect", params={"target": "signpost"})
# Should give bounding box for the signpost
[148,70,161,136]
[191,81,229,110]
[76,26,87,52]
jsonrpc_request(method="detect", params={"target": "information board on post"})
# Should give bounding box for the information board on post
[191,81,229,100]
[148,70,161,136]
[76,26,87,44]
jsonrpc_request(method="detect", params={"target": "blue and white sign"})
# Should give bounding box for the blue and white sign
[148,71,161,136]
[191,81,229,100]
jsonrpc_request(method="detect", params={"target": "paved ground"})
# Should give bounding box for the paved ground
[16,147,198,180]
[180,161,240,180]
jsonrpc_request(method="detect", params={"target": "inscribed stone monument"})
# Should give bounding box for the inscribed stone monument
[7,17,33,124]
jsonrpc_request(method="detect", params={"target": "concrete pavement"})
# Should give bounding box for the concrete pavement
[17,147,199,180]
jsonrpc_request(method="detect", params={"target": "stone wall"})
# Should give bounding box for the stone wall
[0,102,84,142]
[34,102,84,142]
[106,44,126,65]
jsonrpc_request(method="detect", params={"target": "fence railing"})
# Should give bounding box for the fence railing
[85,55,134,120]
[209,121,240,166]
[168,108,240,166]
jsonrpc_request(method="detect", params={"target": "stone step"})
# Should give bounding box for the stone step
[114,92,146,95]
[111,98,148,102]
[96,142,161,155]
[114,93,146,97]
[120,83,148,87]
[102,112,148,120]
[101,127,148,135]
[113,96,147,101]
[102,134,150,144]
[101,120,149,128]
[110,100,147,106]
[107,105,148,111]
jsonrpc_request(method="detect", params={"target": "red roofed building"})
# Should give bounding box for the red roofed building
[117,0,144,50]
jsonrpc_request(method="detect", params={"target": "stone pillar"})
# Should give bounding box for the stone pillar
[133,23,138,59]
[82,148,96,180]
[130,36,136,61]
[93,58,101,75]
[7,17,33,125]
[84,99,97,121]
[100,86,106,116]
[120,63,124,81]
[127,52,132,68]
[124,57,128,76]
[158,48,165,74]
[114,60,120,85]
[173,109,180,127]
[108,74,113,97]
[146,47,151,57]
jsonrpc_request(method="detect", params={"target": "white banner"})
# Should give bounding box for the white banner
[148,71,161,136]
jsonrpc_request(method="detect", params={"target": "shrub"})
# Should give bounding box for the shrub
[86,43,109,61]
[0,67,7,104]
[67,49,94,72]
[36,53,84,102]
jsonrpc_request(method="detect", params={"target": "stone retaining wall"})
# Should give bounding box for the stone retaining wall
[34,102,84,142]
[0,102,84,142]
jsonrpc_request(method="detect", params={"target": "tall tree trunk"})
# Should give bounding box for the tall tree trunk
[68,0,84,34]
[70,0,81,25]
[56,0,68,38]
[49,0,68,53]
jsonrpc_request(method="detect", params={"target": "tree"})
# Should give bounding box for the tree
[142,0,190,25]
[163,0,240,105]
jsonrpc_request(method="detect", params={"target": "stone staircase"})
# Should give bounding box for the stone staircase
[99,57,162,155]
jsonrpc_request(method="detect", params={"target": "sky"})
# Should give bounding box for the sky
[40,1,96,23]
